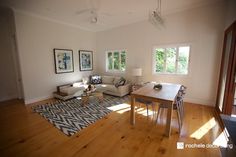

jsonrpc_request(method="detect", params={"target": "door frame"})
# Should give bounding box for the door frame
[216,21,236,115]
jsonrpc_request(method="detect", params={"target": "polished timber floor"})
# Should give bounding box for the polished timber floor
[0,98,223,157]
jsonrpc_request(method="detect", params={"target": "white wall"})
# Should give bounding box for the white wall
[0,7,20,102]
[96,2,226,106]
[15,12,96,104]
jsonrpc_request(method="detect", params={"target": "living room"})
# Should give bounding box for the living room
[0,0,236,157]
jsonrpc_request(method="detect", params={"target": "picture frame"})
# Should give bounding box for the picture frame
[53,48,74,74]
[79,50,93,71]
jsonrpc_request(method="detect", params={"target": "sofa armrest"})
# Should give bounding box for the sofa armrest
[118,83,131,94]
[57,84,73,93]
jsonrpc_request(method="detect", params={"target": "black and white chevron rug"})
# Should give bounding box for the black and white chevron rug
[33,95,129,136]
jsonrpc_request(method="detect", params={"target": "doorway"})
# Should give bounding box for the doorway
[0,7,23,102]
[216,20,236,116]
[232,84,236,116]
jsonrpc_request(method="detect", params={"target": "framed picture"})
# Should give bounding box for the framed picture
[79,50,93,71]
[54,48,74,74]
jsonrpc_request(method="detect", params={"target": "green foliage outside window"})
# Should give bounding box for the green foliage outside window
[155,46,189,74]
[156,48,165,72]
[108,52,113,70]
[178,47,189,74]
[107,50,126,71]
[166,48,176,73]
[121,51,126,71]
[113,52,119,70]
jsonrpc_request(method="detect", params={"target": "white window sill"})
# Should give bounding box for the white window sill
[153,72,188,76]
[106,70,126,73]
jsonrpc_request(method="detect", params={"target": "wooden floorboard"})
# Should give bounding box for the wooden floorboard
[0,98,222,157]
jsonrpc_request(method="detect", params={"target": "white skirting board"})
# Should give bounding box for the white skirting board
[24,95,53,105]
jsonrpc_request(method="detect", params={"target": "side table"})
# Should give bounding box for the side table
[81,91,104,106]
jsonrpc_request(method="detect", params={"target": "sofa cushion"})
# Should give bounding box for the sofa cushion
[115,77,126,88]
[97,84,118,92]
[102,76,114,84]
[60,86,84,95]
[113,77,121,85]
[90,75,102,84]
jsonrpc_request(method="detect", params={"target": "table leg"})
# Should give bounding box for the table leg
[81,96,89,106]
[165,102,173,137]
[130,95,135,125]
[98,94,103,103]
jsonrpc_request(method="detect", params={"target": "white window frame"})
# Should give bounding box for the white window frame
[106,50,127,72]
[152,44,191,75]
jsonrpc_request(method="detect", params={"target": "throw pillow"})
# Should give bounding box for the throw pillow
[102,76,114,84]
[113,77,121,85]
[115,77,126,88]
[90,75,102,84]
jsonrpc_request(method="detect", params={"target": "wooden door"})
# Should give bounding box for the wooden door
[216,21,236,115]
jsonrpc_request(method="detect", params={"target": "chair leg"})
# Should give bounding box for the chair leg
[176,102,182,133]
[181,100,184,119]
[156,105,161,123]
[152,103,155,120]
[178,100,184,126]
[135,102,141,111]
[146,105,149,116]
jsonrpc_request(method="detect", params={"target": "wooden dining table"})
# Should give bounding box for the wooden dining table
[130,82,182,137]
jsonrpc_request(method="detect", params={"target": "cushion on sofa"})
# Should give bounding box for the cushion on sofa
[115,77,126,88]
[96,84,118,93]
[90,75,102,84]
[73,82,83,87]
[60,86,83,95]
[102,76,114,84]
[113,77,121,85]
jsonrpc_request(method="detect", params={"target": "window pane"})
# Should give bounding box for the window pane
[113,52,120,70]
[121,51,126,71]
[155,48,165,72]
[166,48,177,73]
[107,52,113,70]
[178,46,190,74]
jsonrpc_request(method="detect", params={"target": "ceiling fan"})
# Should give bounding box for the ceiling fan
[149,0,164,27]
[75,0,110,24]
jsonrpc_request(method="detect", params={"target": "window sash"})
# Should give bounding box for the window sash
[153,45,190,75]
[106,50,126,72]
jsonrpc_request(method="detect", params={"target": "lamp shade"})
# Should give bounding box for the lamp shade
[132,68,142,76]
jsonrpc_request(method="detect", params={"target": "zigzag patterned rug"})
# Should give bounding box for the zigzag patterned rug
[33,95,129,136]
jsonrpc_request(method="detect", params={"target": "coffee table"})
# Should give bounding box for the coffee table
[81,91,104,106]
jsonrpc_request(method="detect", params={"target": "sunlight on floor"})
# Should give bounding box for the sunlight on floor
[136,107,156,117]
[107,103,155,116]
[190,117,216,139]
[212,128,229,148]
[107,103,131,114]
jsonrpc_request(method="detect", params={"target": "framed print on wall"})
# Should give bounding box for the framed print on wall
[54,48,74,74]
[79,50,93,71]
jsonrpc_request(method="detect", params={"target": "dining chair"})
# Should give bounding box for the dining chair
[136,98,155,120]
[156,85,187,133]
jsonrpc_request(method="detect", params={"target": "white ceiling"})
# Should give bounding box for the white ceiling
[1,0,222,32]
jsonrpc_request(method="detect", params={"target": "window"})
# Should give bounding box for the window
[106,50,126,72]
[153,45,190,74]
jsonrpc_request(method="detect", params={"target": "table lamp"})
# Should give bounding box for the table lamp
[132,68,142,84]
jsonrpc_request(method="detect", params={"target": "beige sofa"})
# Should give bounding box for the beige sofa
[54,75,130,100]
[54,82,87,100]
[95,76,131,97]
